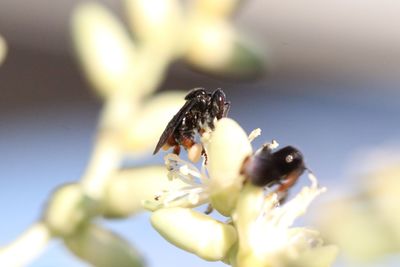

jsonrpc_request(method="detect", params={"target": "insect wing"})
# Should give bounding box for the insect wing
[153,98,197,154]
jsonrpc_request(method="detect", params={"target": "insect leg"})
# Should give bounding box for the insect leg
[204,204,213,214]
[173,145,181,155]
[180,135,195,150]
[223,101,231,117]
[277,168,303,193]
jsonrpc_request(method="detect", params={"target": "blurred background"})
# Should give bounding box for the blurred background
[1,0,400,266]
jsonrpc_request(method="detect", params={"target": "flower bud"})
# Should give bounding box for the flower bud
[64,224,144,267]
[151,207,237,261]
[186,19,264,78]
[125,0,183,54]
[122,91,185,153]
[206,118,252,216]
[72,2,136,98]
[43,184,93,237]
[186,19,234,72]
[103,166,187,217]
[192,0,241,19]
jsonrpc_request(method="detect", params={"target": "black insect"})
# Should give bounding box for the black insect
[153,88,230,155]
[242,144,306,194]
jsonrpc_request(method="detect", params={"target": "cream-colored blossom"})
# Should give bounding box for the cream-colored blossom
[147,117,335,266]
[234,176,336,267]
[122,91,186,153]
[125,0,184,56]
[64,223,144,267]
[191,0,241,18]
[43,184,90,237]
[151,207,237,261]
[317,160,400,262]
[143,118,252,215]
[72,2,136,98]
[103,166,188,217]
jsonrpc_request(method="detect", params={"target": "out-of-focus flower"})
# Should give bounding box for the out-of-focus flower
[146,118,336,266]
[1,0,267,265]
[124,0,184,56]
[0,35,7,65]
[103,166,188,218]
[184,0,265,78]
[72,2,137,98]
[64,223,144,267]
[317,161,400,263]
[43,183,93,237]
[121,91,186,153]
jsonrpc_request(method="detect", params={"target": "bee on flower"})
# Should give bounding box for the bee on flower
[145,90,338,267]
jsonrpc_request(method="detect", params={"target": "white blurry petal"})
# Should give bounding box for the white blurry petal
[125,0,184,55]
[103,166,188,217]
[65,224,144,267]
[43,184,89,237]
[186,18,235,71]
[317,198,395,261]
[72,2,136,97]
[235,177,331,267]
[288,245,338,267]
[207,118,252,190]
[0,35,6,65]
[123,91,185,153]
[186,21,265,79]
[207,118,252,216]
[367,165,400,242]
[151,208,237,261]
[192,0,241,18]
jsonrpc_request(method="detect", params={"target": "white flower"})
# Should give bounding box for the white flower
[143,118,253,215]
[234,175,337,267]
[147,117,337,266]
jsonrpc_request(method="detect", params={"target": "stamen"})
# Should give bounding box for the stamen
[145,153,213,211]
[248,128,262,142]
[164,153,209,184]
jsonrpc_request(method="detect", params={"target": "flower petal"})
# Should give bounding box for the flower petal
[206,118,252,216]
[191,0,242,18]
[122,91,185,153]
[43,183,91,237]
[64,223,144,267]
[125,0,183,55]
[72,2,136,98]
[185,18,265,78]
[185,18,235,73]
[234,176,331,267]
[103,166,188,217]
[151,207,237,261]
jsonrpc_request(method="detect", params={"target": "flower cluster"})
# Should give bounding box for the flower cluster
[317,149,400,263]
[146,118,338,267]
[0,1,265,266]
